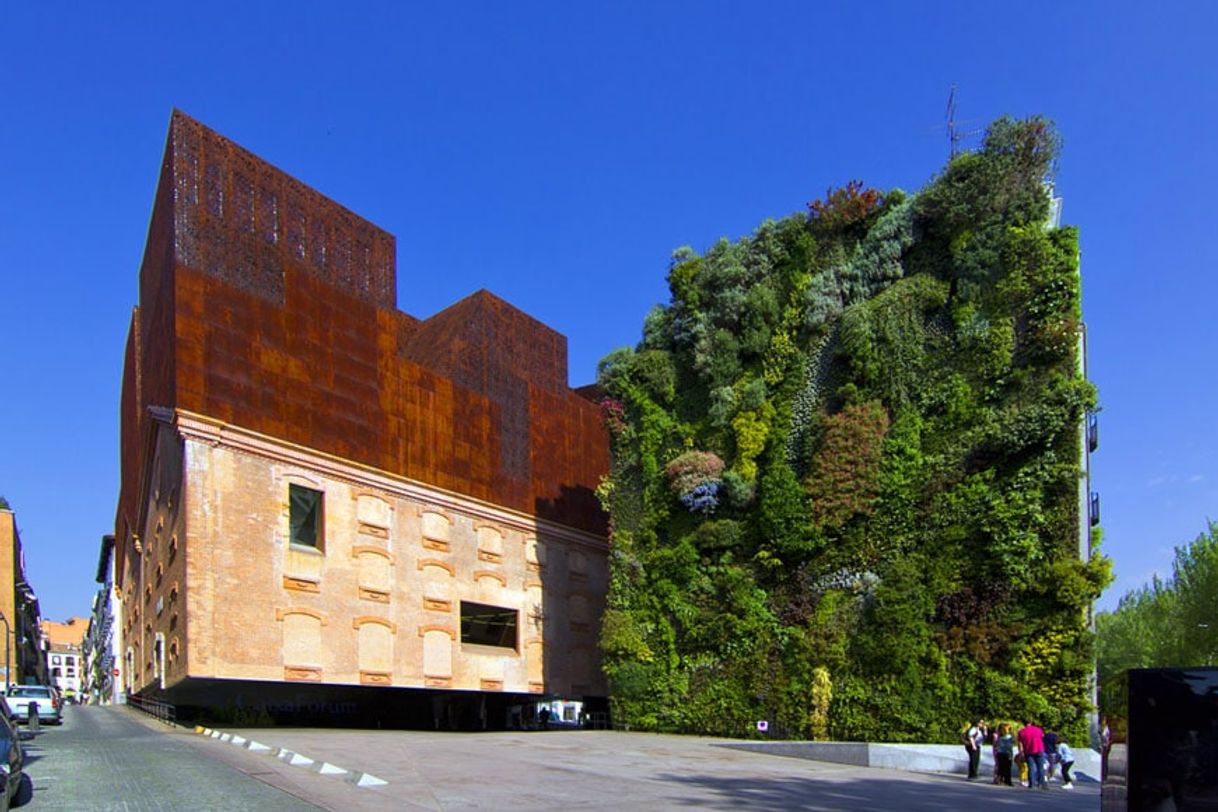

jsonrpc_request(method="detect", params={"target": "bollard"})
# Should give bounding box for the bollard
[27,701,40,733]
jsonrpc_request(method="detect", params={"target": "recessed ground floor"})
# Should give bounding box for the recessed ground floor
[149,677,607,731]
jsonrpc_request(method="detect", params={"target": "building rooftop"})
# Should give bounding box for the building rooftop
[41,617,89,649]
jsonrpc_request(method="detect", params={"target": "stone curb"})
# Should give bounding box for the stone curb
[194,726,387,788]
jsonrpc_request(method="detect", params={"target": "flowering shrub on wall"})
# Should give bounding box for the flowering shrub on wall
[665,450,724,514]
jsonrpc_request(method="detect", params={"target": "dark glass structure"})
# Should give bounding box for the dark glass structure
[1103,667,1218,811]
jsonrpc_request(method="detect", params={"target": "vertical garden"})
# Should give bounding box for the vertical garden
[596,116,1111,744]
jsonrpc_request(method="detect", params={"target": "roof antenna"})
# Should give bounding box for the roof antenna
[946,84,984,160]
[946,83,959,159]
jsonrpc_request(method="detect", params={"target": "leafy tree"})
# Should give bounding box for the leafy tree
[1097,522,1218,713]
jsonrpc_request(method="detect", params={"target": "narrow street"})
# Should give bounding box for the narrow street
[19,705,322,811]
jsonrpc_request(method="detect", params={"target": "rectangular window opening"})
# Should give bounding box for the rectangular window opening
[460,601,518,650]
[290,484,323,549]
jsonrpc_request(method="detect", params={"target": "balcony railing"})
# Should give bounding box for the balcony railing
[1088,413,1099,453]
[1090,491,1101,527]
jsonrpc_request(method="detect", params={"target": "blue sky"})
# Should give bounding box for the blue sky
[2,2,1215,623]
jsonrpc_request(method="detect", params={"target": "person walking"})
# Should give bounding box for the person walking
[1057,739,1076,789]
[963,718,985,780]
[1017,718,1048,790]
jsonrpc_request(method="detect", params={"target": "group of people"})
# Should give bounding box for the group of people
[963,718,1076,789]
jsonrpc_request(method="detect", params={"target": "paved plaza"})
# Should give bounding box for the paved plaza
[23,706,1102,810]
[207,716,1101,811]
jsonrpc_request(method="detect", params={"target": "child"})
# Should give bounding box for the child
[1057,739,1076,789]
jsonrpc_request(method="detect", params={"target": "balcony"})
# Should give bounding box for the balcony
[1088,413,1099,453]
[1090,491,1101,527]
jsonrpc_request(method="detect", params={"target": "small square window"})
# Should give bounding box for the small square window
[460,601,518,650]
[289,484,323,549]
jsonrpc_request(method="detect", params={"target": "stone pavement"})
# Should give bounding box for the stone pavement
[196,724,1101,811]
[21,704,321,810]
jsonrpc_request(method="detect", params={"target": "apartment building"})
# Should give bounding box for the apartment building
[0,507,47,687]
[83,534,123,704]
[42,617,89,702]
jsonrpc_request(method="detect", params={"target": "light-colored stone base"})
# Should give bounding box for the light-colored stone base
[721,741,1102,782]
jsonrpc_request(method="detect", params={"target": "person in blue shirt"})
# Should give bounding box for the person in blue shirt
[1057,740,1076,789]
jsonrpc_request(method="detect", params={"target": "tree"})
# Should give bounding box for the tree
[1096,522,1218,713]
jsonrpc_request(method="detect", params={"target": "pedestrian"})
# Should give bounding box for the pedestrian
[539,706,551,730]
[962,718,985,780]
[987,721,1001,784]
[1057,739,1076,789]
[1100,716,1112,780]
[995,723,1015,786]
[1044,729,1059,782]
[1017,718,1048,790]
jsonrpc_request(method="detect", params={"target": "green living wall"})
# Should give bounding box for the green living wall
[596,117,1111,744]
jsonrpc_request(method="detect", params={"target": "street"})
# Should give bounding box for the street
[19,705,322,811]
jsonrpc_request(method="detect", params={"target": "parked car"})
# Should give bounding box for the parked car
[0,696,31,809]
[4,685,61,726]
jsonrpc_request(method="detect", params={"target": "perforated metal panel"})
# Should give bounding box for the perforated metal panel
[116,111,608,545]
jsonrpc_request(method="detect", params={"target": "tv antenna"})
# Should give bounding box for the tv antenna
[945,84,984,159]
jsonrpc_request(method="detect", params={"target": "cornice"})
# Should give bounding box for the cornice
[166,409,608,552]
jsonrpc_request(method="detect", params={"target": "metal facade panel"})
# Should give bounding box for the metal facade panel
[119,111,608,537]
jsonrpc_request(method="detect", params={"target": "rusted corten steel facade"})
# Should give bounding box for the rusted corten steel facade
[114,112,610,711]
[117,111,607,552]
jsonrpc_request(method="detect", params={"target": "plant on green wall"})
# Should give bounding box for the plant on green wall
[597,115,1109,743]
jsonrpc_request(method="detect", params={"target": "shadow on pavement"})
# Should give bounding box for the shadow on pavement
[657,772,1099,811]
[18,737,45,766]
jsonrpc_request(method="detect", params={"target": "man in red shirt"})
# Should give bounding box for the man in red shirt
[1017,719,1047,789]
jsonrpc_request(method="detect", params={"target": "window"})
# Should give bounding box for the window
[289,484,323,549]
[459,602,518,650]
[153,634,165,689]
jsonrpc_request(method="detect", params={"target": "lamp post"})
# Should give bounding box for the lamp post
[0,611,10,690]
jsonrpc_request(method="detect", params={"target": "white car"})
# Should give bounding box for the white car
[4,686,61,726]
